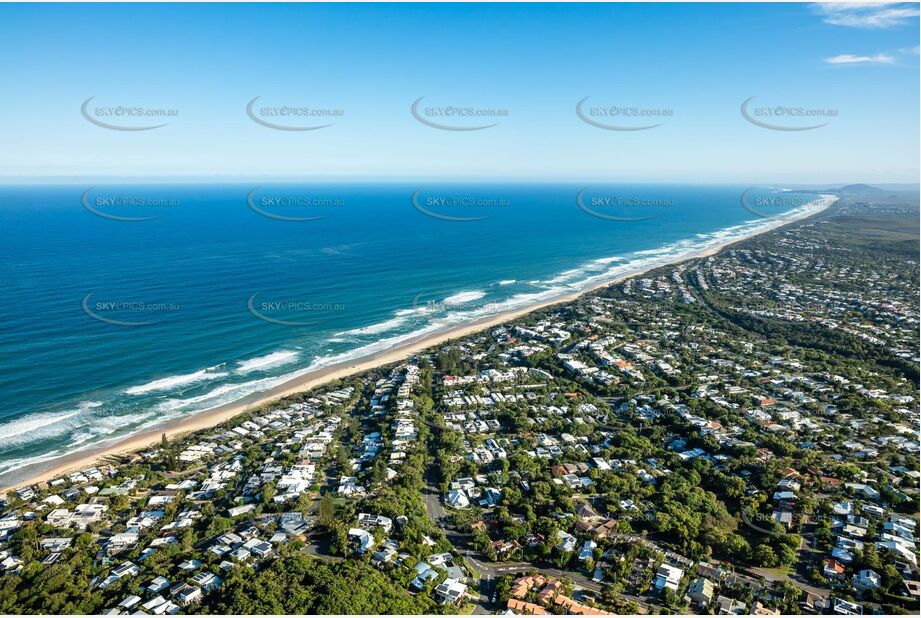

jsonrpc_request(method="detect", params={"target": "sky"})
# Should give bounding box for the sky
[0,1,918,183]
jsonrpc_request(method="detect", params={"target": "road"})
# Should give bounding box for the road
[302,532,343,563]
[422,466,447,521]
[744,566,831,598]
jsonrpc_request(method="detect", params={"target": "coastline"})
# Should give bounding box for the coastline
[0,198,835,492]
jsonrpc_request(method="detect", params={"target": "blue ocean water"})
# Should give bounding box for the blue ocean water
[0,183,822,478]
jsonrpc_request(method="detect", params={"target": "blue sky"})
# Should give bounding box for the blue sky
[0,2,918,183]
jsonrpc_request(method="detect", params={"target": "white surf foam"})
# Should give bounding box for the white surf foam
[591,256,624,265]
[235,350,300,374]
[0,400,107,452]
[395,306,431,317]
[124,369,228,395]
[70,412,156,447]
[443,290,487,305]
[545,268,585,285]
[336,316,410,336]
[0,411,79,444]
[0,449,65,476]
[153,373,300,420]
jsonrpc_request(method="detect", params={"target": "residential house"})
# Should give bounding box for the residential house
[687,577,715,608]
[654,563,683,593]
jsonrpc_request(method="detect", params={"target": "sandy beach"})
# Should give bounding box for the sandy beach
[0,198,835,492]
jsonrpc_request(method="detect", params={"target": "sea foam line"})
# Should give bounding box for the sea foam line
[443,290,486,305]
[124,368,228,395]
[236,350,300,374]
[336,316,410,336]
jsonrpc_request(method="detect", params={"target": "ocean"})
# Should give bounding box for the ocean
[0,183,827,481]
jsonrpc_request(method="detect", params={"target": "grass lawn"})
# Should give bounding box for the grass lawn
[760,566,794,578]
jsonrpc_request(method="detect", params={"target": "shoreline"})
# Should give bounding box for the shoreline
[0,199,834,492]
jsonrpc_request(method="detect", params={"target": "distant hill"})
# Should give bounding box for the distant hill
[802,183,918,204]
[837,183,887,194]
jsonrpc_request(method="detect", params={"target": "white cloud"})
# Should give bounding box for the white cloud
[824,53,897,64]
[811,2,920,28]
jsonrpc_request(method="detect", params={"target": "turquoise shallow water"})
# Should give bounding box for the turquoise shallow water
[0,183,820,477]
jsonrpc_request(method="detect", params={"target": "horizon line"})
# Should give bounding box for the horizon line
[1,176,918,188]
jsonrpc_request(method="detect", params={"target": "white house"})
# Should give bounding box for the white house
[348,528,375,555]
[853,569,881,591]
[446,489,469,509]
[654,563,684,593]
[434,578,467,605]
